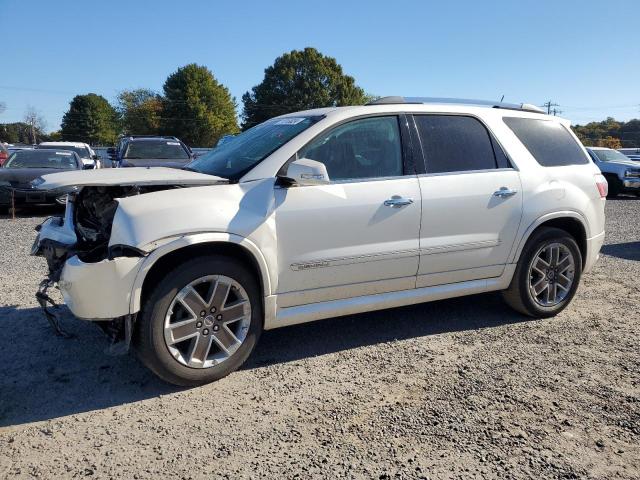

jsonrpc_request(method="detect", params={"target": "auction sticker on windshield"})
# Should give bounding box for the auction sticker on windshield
[275,118,306,125]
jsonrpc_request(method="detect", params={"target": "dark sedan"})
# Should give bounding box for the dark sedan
[0,149,81,208]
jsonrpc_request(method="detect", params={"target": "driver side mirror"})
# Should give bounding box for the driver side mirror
[280,158,330,186]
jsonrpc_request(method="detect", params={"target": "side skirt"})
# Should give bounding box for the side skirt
[264,264,516,330]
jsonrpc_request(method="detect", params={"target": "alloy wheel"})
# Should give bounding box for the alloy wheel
[163,275,251,368]
[528,242,576,307]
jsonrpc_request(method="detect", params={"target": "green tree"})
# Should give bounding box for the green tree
[60,93,119,145]
[242,47,368,129]
[117,88,163,135]
[161,64,238,147]
[0,122,50,144]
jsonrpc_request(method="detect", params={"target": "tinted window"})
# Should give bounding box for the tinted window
[189,116,322,180]
[503,117,588,166]
[299,116,403,181]
[414,115,498,173]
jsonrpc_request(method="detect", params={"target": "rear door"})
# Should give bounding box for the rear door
[412,114,523,287]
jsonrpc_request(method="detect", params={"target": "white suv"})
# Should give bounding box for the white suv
[32,97,607,386]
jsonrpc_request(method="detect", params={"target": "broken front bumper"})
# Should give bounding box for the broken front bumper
[58,255,144,320]
[32,205,145,320]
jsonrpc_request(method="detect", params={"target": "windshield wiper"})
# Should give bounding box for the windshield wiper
[182,165,228,179]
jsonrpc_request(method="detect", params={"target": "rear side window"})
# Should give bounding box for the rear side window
[503,117,588,166]
[414,115,501,173]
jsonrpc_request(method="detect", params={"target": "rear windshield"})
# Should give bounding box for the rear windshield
[38,144,91,158]
[124,140,189,160]
[503,117,589,167]
[5,150,78,169]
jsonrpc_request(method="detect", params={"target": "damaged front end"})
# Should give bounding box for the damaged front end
[32,185,174,351]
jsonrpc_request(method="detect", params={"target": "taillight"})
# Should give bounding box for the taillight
[0,152,7,167]
[595,174,608,198]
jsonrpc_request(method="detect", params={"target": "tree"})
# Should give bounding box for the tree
[60,93,119,145]
[0,122,50,144]
[117,88,163,135]
[23,106,47,144]
[161,64,238,147]
[242,47,368,129]
[596,136,622,149]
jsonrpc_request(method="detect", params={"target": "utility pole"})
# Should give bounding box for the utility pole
[541,100,560,115]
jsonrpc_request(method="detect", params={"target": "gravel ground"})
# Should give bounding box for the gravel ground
[0,198,638,479]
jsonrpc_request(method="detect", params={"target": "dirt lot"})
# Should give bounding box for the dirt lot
[0,198,638,479]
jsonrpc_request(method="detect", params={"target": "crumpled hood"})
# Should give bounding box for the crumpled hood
[0,168,76,188]
[33,167,226,190]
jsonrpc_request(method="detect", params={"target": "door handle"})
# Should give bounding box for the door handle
[493,187,518,198]
[384,196,414,208]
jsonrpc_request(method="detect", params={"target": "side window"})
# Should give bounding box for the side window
[299,116,403,181]
[414,115,499,174]
[503,117,589,167]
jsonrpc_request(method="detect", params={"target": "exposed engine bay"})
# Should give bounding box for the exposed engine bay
[32,184,180,344]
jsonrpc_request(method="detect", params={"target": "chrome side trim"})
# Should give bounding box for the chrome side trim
[290,249,419,271]
[420,239,500,255]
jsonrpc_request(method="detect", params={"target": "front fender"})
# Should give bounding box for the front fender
[129,232,273,314]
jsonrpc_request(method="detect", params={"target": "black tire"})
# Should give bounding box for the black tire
[605,174,621,198]
[502,227,582,318]
[135,255,263,386]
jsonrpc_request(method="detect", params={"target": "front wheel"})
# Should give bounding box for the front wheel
[135,255,263,386]
[502,227,582,318]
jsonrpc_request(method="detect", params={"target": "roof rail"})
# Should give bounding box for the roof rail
[366,96,545,114]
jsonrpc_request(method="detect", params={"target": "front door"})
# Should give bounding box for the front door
[274,115,422,307]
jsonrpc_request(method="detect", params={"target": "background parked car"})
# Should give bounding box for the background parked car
[0,149,82,209]
[618,147,640,161]
[37,142,100,169]
[111,136,193,168]
[0,143,8,167]
[587,147,640,197]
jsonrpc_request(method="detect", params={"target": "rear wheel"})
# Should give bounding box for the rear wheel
[135,255,262,386]
[502,227,582,318]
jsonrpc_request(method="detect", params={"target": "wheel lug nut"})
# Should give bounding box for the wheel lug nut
[200,310,206,317]
[196,321,202,328]
[210,307,216,313]
[203,329,209,335]
[216,314,222,320]
[213,325,219,332]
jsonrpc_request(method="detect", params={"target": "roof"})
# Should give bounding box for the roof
[367,96,544,113]
[39,141,90,148]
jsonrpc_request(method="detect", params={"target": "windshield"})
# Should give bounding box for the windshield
[38,144,91,158]
[187,116,324,179]
[124,140,189,160]
[5,150,78,169]
[592,149,632,162]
